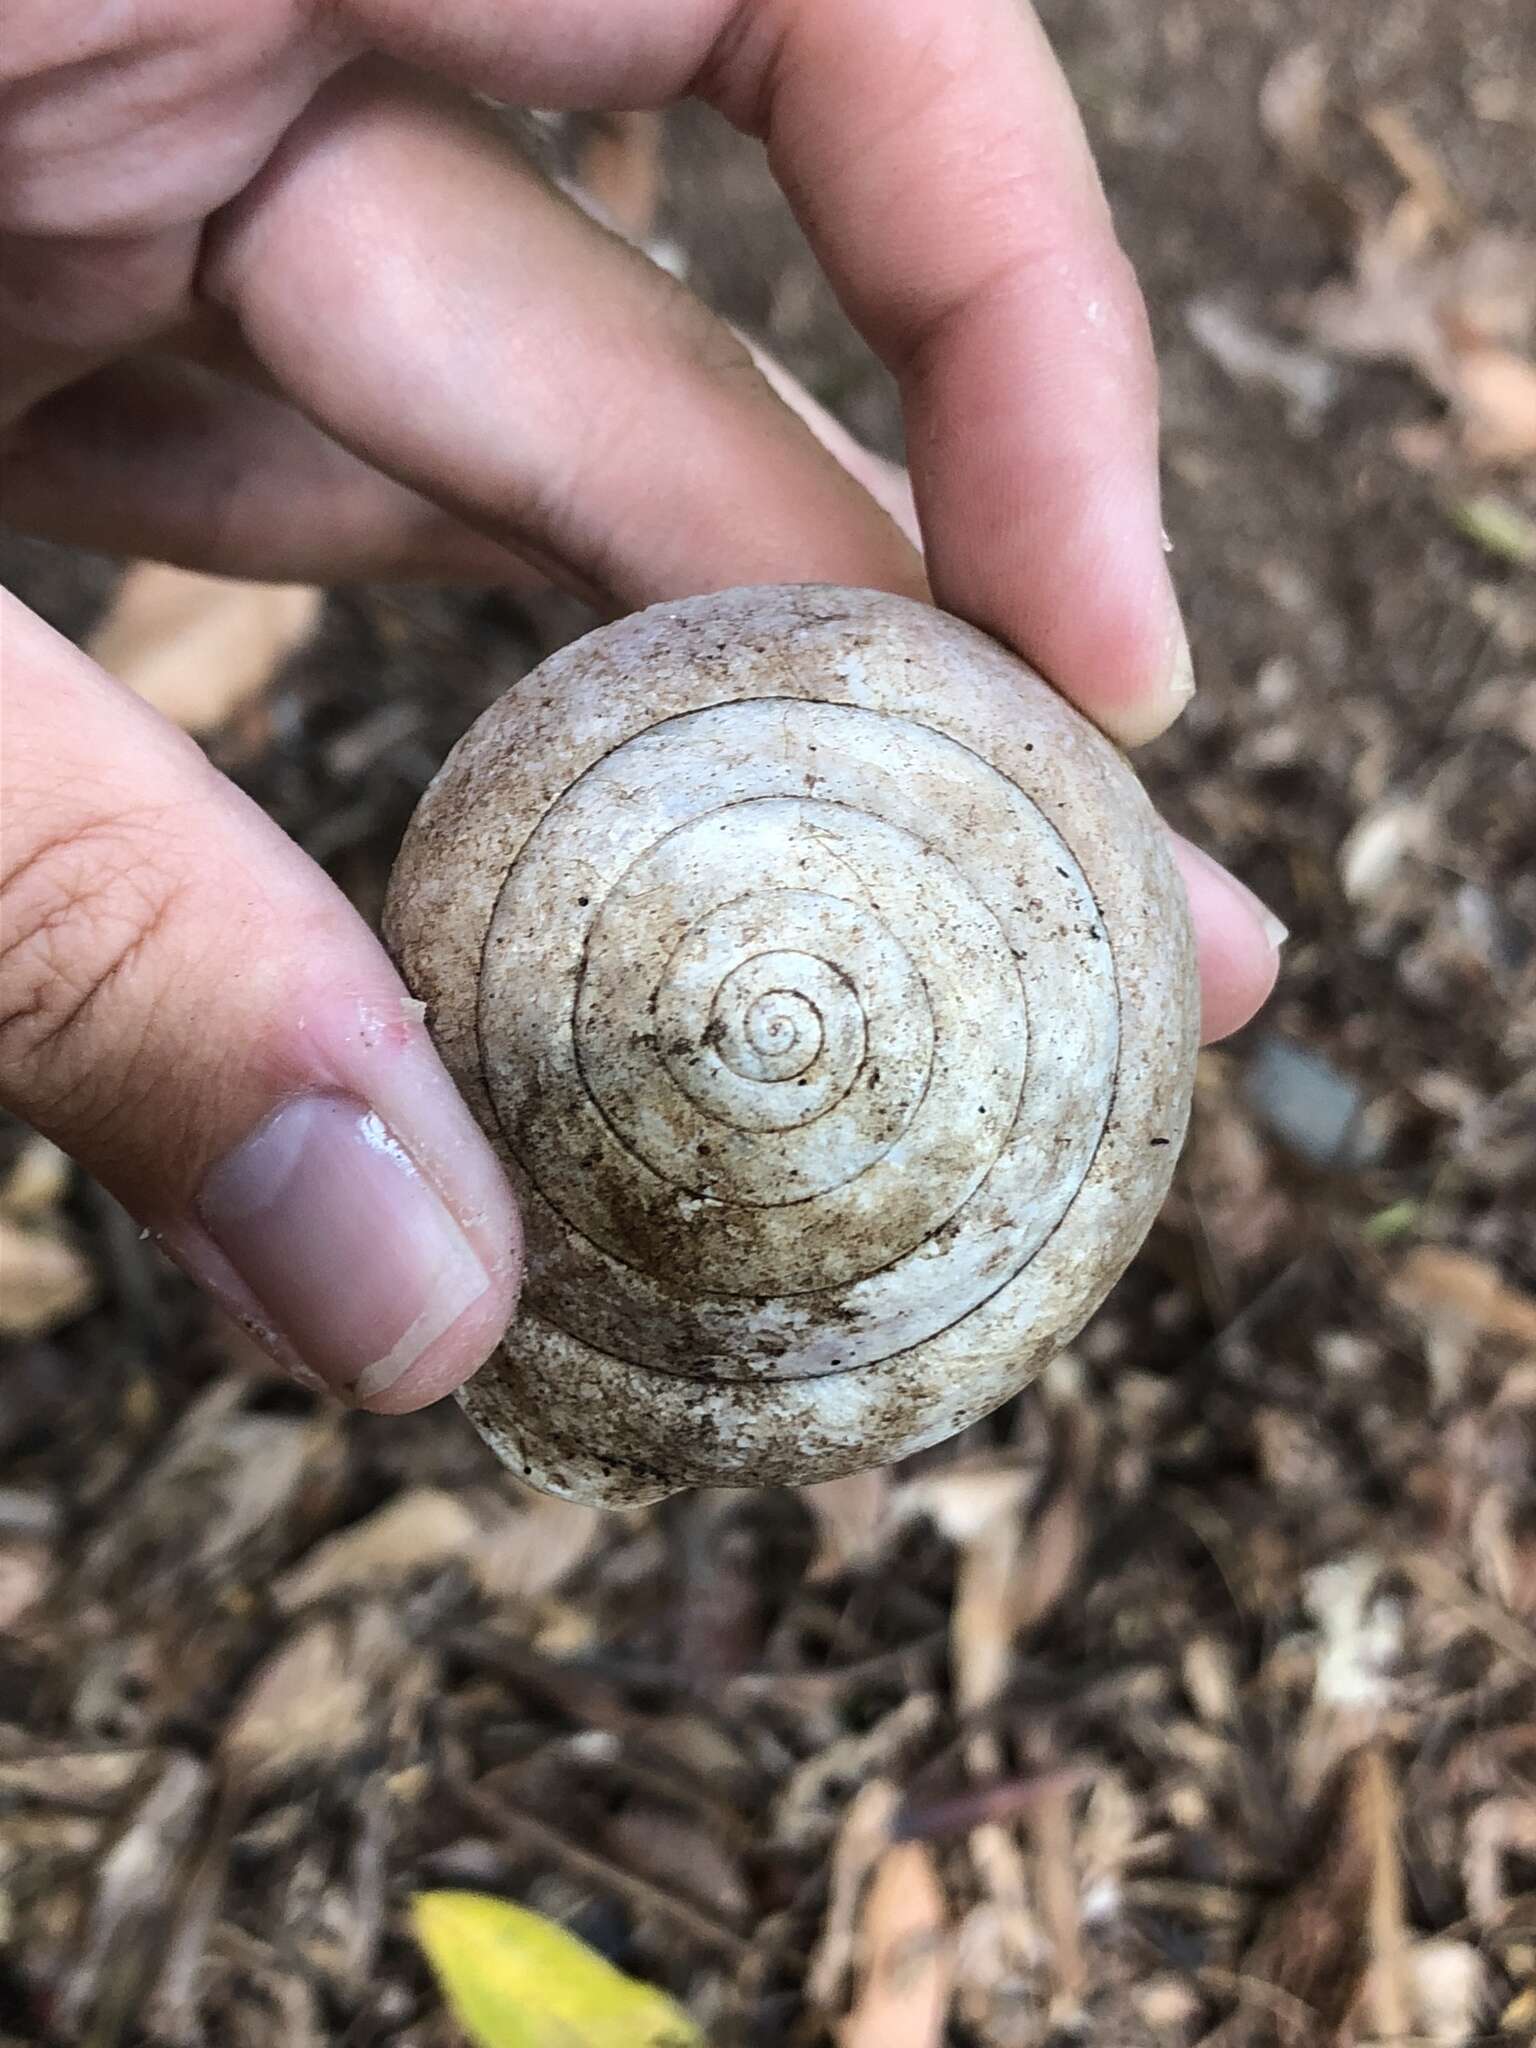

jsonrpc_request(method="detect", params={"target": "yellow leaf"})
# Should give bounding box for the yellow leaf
[1450,493,1536,566]
[411,1891,704,2048]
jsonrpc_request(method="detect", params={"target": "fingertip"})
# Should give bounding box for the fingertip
[351,1253,519,1414]
[1199,931,1281,1047]
[1172,836,1286,1044]
[906,284,1187,747]
[1100,606,1196,748]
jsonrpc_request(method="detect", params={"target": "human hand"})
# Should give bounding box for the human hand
[1,1,1284,1411]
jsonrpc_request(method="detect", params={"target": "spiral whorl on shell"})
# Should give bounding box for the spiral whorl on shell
[385,586,1199,1506]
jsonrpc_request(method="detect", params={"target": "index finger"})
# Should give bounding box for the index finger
[338,0,1188,743]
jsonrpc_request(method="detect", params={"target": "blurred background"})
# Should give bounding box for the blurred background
[2,2,1535,2042]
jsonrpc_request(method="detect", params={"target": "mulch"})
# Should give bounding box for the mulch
[3,2,1535,2040]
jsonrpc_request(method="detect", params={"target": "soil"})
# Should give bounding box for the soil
[3,2,1536,2043]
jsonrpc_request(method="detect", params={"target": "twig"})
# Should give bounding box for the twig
[1195,1965,1327,2045]
[895,1767,1089,1845]
[1360,1746,1411,2042]
[449,1776,753,1963]
[1031,1771,1087,2013]
[1359,105,1466,234]
[1401,1549,1536,1674]
[445,1630,761,1820]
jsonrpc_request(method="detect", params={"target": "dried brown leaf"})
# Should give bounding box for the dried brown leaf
[1258,44,1329,172]
[808,1778,901,2016]
[1228,1746,1397,2035]
[222,1608,401,1789]
[1360,104,1465,235]
[0,1539,52,1628]
[602,1804,752,1927]
[1404,1547,1536,1675]
[893,1458,1038,1551]
[1463,1795,1536,1924]
[1184,1052,1294,1270]
[0,1137,71,1223]
[835,1839,952,2048]
[1030,1776,1086,2019]
[1183,1637,1239,1725]
[951,1494,1026,1741]
[907,1457,1058,1982]
[1466,1482,1536,1619]
[775,1696,939,1852]
[1301,213,1536,469]
[60,1753,210,2037]
[1185,297,1340,425]
[1009,1416,1093,1639]
[80,1403,343,1592]
[1359,1747,1411,2042]
[0,1748,160,1809]
[1390,1246,1536,1347]
[801,1469,891,1580]
[1302,217,1439,368]
[273,1488,478,1612]
[87,564,322,735]
[0,1212,95,1337]
[469,1490,608,1605]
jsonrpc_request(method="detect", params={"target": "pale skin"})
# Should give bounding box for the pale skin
[0,2,1284,1414]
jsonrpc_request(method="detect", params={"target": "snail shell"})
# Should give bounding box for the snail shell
[385,586,1198,1506]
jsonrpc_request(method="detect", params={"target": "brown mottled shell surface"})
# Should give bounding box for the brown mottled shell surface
[385,586,1199,1506]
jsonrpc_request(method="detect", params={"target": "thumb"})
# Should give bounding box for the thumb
[0,590,521,1410]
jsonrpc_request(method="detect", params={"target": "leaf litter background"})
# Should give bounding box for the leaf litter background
[3,2,1536,2042]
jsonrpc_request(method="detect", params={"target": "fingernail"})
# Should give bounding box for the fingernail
[196,1092,491,1401]
[1167,617,1196,713]
[1109,593,1199,748]
[1257,904,1290,951]
[1183,840,1289,952]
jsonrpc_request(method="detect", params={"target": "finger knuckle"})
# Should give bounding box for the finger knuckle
[0,805,186,1131]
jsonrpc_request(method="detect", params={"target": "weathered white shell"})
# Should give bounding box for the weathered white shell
[385,586,1198,1506]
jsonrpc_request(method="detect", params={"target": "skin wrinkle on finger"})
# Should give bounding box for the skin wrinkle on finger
[0,787,279,1186]
[330,0,722,105]
[0,8,350,241]
[0,10,356,419]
